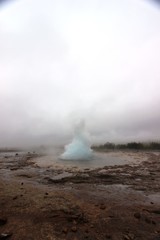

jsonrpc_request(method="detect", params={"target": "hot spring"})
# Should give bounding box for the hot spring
[60,120,93,160]
[32,122,147,170]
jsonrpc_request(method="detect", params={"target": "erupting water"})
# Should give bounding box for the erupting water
[60,121,93,160]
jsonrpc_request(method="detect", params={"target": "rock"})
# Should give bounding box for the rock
[153,236,160,240]
[123,235,130,240]
[123,234,135,240]
[66,211,88,223]
[80,173,89,178]
[98,169,108,174]
[100,204,106,210]
[71,226,77,232]
[49,214,59,218]
[45,192,48,195]
[12,196,18,200]
[0,218,7,226]
[134,212,141,219]
[105,234,112,239]
[62,227,68,234]
[0,233,12,239]
[145,217,151,224]
[10,167,18,171]
[128,233,135,239]
[152,210,160,214]
[73,220,77,225]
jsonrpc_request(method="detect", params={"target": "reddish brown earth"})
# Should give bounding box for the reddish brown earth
[0,151,160,240]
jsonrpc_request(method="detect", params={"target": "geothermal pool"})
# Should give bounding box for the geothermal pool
[34,150,147,170]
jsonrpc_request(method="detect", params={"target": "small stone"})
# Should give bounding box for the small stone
[10,167,18,171]
[152,210,160,214]
[73,220,77,225]
[12,196,18,200]
[45,192,48,195]
[62,227,68,234]
[123,235,129,240]
[145,217,151,224]
[0,233,12,239]
[100,204,106,210]
[128,233,135,239]
[134,212,141,219]
[71,226,77,232]
[0,218,7,226]
[106,234,112,239]
[21,182,24,185]
[153,236,160,240]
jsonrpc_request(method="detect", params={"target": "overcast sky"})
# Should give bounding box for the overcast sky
[0,0,160,147]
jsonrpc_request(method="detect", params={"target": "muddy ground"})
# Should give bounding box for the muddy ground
[0,151,160,240]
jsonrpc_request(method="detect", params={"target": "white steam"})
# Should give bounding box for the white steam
[60,120,93,160]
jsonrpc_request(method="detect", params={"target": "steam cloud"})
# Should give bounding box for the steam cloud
[60,120,93,160]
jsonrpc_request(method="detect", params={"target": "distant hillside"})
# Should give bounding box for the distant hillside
[92,141,160,151]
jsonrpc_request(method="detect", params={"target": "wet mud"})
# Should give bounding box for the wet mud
[0,151,160,240]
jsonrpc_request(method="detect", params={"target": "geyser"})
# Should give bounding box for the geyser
[60,121,93,160]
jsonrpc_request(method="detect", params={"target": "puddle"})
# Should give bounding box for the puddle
[0,151,26,157]
[148,193,160,204]
[50,172,73,180]
[34,150,147,170]
[97,184,129,193]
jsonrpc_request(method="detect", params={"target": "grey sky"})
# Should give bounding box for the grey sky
[0,0,160,147]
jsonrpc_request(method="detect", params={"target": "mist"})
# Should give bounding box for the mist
[60,120,92,160]
[0,0,160,148]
